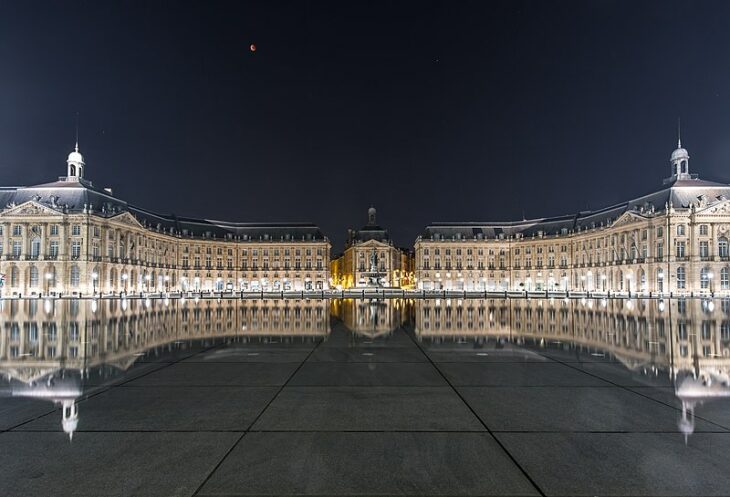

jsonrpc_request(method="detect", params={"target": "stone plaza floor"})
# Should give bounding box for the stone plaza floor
[2,298,730,496]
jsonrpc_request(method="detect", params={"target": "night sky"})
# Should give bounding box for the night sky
[2,1,730,250]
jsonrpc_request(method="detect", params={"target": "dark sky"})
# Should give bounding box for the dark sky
[2,1,730,250]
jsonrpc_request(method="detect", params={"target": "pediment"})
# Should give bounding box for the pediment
[695,199,730,216]
[0,200,63,218]
[612,211,645,228]
[109,211,144,229]
[357,239,390,248]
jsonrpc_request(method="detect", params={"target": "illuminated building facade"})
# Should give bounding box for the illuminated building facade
[330,207,414,288]
[415,140,730,294]
[0,145,331,296]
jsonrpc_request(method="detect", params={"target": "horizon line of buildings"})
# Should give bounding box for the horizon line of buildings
[3,137,730,295]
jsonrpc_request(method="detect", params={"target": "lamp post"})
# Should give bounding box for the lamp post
[91,271,98,295]
[121,272,128,293]
[708,271,714,294]
[164,274,170,292]
[601,273,607,292]
[144,274,151,292]
[580,274,586,291]
[626,273,633,294]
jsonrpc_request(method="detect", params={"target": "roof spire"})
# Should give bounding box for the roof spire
[677,117,681,149]
[75,112,79,152]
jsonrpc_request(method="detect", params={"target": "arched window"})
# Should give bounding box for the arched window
[29,266,39,287]
[700,267,710,289]
[719,237,729,258]
[677,266,686,289]
[69,165,76,176]
[70,265,80,288]
[31,237,41,258]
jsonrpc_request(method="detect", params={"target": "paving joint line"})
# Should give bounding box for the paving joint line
[401,325,547,497]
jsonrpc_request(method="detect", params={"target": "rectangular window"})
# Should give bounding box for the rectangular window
[700,224,709,236]
[676,241,686,258]
[700,241,709,257]
[12,225,22,236]
[50,225,58,235]
[677,225,686,236]
[72,225,81,236]
[12,240,21,257]
[50,241,59,257]
[71,240,81,258]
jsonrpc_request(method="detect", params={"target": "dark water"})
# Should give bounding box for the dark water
[2,297,730,496]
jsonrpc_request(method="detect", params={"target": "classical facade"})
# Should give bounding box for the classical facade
[415,140,730,294]
[0,145,331,296]
[330,207,414,288]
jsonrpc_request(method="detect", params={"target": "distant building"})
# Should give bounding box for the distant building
[330,207,414,288]
[415,139,730,294]
[0,143,331,295]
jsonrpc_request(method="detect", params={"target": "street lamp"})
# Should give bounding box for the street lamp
[164,274,170,292]
[657,271,664,293]
[708,271,714,293]
[144,274,151,292]
[626,273,633,294]
[91,271,98,295]
[600,273,607,292]
[121,273,128,293]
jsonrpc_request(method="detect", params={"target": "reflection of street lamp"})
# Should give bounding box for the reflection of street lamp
[45,272,53,295]
[121,272,128,293]
[91,271,98,295]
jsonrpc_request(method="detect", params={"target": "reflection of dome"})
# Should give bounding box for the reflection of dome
[61,399,79,441]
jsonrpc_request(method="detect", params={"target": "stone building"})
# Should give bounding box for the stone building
[415,140,730,294]
[0,144,331,296]
[330,207,414,288]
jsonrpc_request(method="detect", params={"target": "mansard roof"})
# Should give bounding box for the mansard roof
[0,177,328,242]
[422,175,730,241]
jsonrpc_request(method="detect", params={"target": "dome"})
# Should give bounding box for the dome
[670,145,689,163]
[67,149,85,165]
[368,207,376,217]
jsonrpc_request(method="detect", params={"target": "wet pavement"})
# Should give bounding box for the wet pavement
[2,297,730,496]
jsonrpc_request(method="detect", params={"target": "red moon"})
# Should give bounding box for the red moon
[250,44,256,52]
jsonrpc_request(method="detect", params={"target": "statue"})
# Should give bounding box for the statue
[370,248,378,273]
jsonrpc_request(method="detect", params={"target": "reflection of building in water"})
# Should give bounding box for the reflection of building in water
[415,297,730,437]
[0,298,330,438]
[331,298,408,338]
